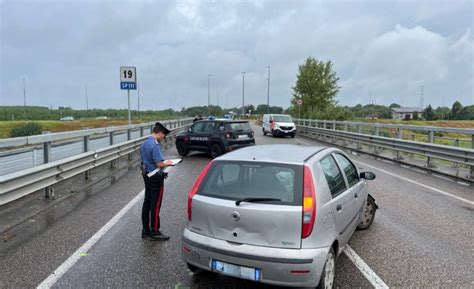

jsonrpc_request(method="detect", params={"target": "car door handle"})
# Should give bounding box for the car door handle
[336,204,342,212]
[354,193,358,199]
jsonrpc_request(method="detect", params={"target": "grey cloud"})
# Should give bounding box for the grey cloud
[1,0,472,111]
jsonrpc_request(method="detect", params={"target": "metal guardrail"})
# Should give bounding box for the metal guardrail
[0,119,193,176]
[295,119,474,149]
[295,121,474,180]
[0,119,193,205]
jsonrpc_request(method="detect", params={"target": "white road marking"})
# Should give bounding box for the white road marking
[296,137,473,206]
[344,246,389,289]
[37,190,144,289]
[355,160,474,206]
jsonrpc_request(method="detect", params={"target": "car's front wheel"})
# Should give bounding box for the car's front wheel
[176,141,189,157]
[317,248,336,289]
[357,195,377,230]
[210,143,223,159]
[291,133,295,138]
[263,128,267,136]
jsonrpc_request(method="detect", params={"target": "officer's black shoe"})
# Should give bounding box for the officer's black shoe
[150,231,170,241]
[141,229,151,239]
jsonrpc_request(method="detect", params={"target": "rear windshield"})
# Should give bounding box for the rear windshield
[226,122,251,131]
[199,161,303,206]
[272,115,293,122]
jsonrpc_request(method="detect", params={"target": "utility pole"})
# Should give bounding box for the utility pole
[420,85,424,108]
[266,66,270,113]
[225,94,228,112]
[137,81,140,118]
[241,72,246,118]
[23,77,27,120]
[23,78,26,107]
[207,74,211,115]
[85,84,89,110]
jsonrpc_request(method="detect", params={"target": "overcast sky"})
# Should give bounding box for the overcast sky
[1,0,473,111]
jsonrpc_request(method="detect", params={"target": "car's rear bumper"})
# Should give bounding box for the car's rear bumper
[224,141,255,152]
[182,228,329,287]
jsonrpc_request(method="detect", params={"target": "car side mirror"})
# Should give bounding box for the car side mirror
[188,128,192,133]
[360,172,376,180]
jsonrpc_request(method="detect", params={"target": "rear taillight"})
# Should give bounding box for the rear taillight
[302,165,316,239]
[188,161,214,221]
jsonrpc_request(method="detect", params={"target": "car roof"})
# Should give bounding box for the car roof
[195,120,248,123]
[217,144,327,164]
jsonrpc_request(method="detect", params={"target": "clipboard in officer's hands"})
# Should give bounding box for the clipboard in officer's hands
[146,159,182,177]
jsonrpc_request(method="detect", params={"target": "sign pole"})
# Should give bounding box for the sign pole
[128,89,131,125]
[299,105,301,121]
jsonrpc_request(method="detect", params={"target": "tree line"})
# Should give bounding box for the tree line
[288,56,473,121]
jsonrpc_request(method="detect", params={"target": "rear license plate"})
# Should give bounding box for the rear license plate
[238,134,249,139]
[211,259,261,281]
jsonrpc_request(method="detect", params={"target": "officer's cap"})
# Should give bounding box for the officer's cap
[154,122,171,135]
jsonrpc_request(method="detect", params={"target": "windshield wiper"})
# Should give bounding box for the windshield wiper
[235,198,282,206]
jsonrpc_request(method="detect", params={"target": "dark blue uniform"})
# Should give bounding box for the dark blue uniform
[140,136,165,234]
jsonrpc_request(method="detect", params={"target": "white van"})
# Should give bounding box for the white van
[262,114,296,138]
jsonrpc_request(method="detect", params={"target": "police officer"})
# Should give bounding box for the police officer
[140,122,172,241]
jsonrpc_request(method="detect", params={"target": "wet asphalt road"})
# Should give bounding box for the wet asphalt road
[1,123,473,288]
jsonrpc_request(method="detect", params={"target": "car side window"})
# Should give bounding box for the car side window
[191,122,204,133]
[320,156,347,197]
[334,154,359,187]
[203,122,216,132]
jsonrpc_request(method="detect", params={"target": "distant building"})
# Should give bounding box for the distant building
[391,107,424,120]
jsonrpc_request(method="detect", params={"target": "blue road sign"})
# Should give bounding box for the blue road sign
[121,82,137,90]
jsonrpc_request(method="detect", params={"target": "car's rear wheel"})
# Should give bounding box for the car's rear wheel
[176,141,189,157]
[317,248,335,289]
[210,143,223,159]
[272,130,276,137]
[357,195,377,230]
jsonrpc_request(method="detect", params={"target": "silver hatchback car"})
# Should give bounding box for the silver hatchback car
[182,144,377,288]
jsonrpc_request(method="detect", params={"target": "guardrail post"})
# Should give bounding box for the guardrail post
[83,136,91,180]
[395,128,403,160]
[43,141,53,198]
[470,135,474,179]
[371,126,380,154]
[356,125,363,149]
[344,124,348,131]
[109,132,116,168]
[127,129,132,160]
[140,127,144,137]
[426,131,436,168]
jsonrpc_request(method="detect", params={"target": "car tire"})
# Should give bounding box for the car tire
[187,263,199,273]
[176,141,189,157]
[272,130,276,138]
[263,128,267,136]
[210,143,223,159]
[291,133,295,138]
[317,248,336,289]
[357,195,377,230]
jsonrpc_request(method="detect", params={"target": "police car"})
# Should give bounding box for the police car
[175,120,255,158]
